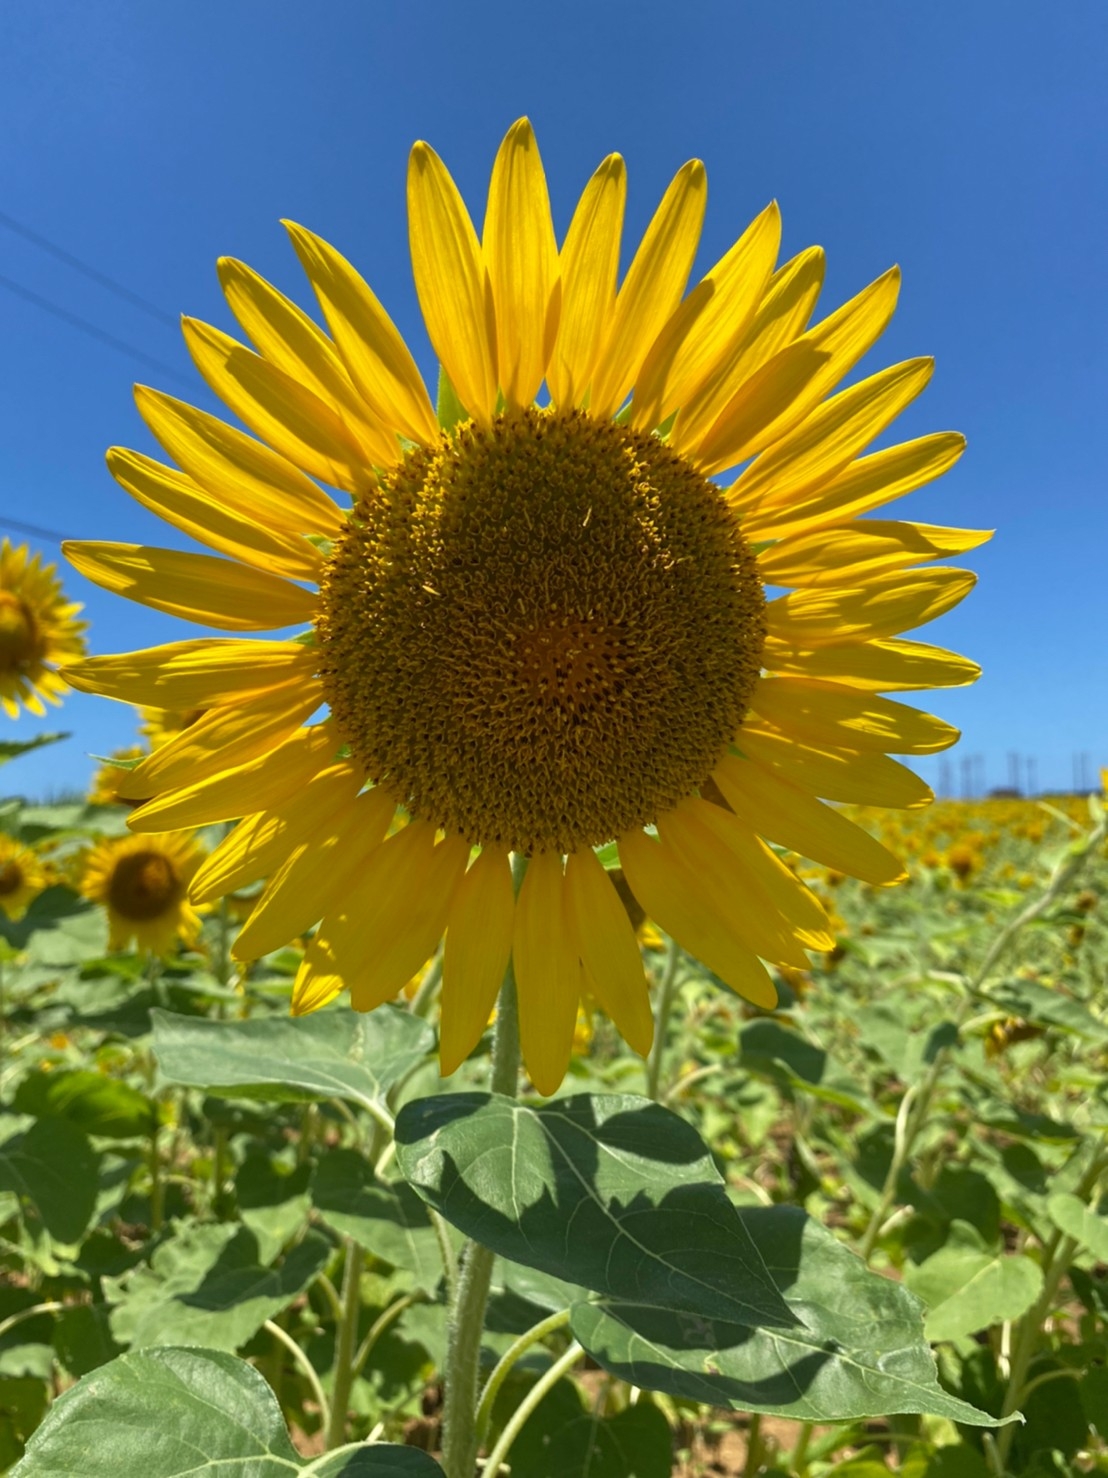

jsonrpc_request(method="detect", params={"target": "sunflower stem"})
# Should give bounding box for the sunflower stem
[645,934,681,1101]
[440,854,525,1478]
[326,1238,364,1450]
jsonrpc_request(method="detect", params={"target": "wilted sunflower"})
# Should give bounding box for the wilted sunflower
[80,833,205,955]
[0,836,47,922]
[63,120,984,1093]
[0,540,87,720]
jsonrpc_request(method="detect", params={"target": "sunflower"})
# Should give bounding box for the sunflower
[0,540,87,720]
[0,836,47,922]
[80,832,205,955]
[63,120,984,1093]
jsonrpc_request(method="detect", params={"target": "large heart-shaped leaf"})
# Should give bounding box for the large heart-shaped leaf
[311,1148,445,1291]
[574,1206,1005,1425]
[395,1092,794,1329]
[903,1221,1042,1342]
[10,1345,443,1476]
[1047,1192,1108,1261]
[151,1006,434,1114]
[0,1116,99,1243]
[103,1223,330,1350]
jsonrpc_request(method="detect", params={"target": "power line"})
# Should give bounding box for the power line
[0,208,179,328]
[0,270,197,391]
[0,518,69,547]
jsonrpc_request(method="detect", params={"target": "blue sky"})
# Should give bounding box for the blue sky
[1,2,1105,800]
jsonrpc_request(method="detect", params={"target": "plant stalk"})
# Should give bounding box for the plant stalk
[439,858,525,1478]
[326,1239,365,1450]
[645,934,681,1101]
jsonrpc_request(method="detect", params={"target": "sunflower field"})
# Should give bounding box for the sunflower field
[0,725,1104,1478]
[1,113,1106,1478]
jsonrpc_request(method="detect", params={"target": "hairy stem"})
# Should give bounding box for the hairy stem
[645,934,681,1101]
[326,1239,365,1450]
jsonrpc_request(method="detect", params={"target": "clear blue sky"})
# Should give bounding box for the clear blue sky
[1,2,1105,800]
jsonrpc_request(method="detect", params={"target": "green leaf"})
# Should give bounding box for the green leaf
[304,1449,444,1476]
[151,1005,434,1114]
[508,1377,672,1477]
[435,366,468,431]
[311,1148,445,1291]
[990,979,1102,1040]
[0,887,108,963]
[104,1223,331,1350]
[12,1069,157,1140]
[235,1150,312,1265]
[903,1220,1043,1341]
[0,1116,99,1243]
[0,733,68,768]
[572,1205,1004,1425]
[395,1092,795,1328]
[1046,1192,1108,1261]
[11,1345,445,1476]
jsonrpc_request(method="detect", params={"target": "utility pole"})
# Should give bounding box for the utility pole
[1008,751,1021,793]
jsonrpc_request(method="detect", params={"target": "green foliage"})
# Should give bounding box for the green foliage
[10,1346,444,1476]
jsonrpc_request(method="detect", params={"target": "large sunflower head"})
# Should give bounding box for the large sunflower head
[63,119,986,1093]
[0,540,87,720]
[0,836,48,922]
[80,832,205,955]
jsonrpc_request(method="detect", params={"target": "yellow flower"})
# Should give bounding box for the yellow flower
[63,120,984,1094]
[80,832,205,955]
[0,836,47,921]
[0,539,87,720]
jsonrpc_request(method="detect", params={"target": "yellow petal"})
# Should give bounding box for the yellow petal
[736,725,933,809]
[512,851,581,1096]
[763,635,982,691]
[231,787,395,960]
[128,723,342,831]
[217,256,401,465]
[547,154,626,409]
[588,160,707,419]
[64,541,318,632]
[135,387,343,536]
[658,799,832,964]
[713,753,906,885]
[691,267,902,473]
[730,358,935,515]
[630,201,780,433]
[765,567,976,646]
[181,317,379,492]
[408,141,497,422]
[758,520,993,589]
[749,676,959,754]
[483,119,558,407]
[440,845,516,1075]
[283,222,438,446]
[189,764,369,902]
[119,681,324,800]
[63,639,316,709]
[291,947,345,1016]
[107,447,322,583]
[564,848,652,1056]
[671,245,825,455]
[617,826,777,1008]
[330,824,470,1012]
[743,432,966,542]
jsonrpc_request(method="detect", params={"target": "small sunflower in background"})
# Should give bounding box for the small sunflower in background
[80,833,205,955]
[0,836,47,921]
[64,119,985,1093]
[139,705,206,751]
[0,539,87,720]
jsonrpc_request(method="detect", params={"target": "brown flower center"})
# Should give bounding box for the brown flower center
[317,406,766,854]
[0,592,41,671]
[0,861,23,897]
[108,852,181,920]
